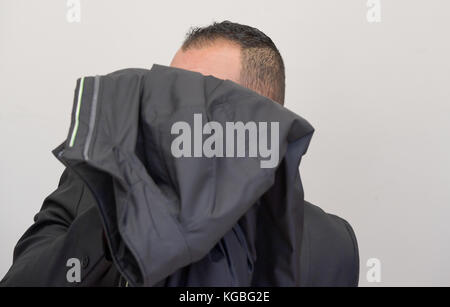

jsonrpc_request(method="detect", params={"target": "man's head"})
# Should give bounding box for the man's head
[170,21,285,105]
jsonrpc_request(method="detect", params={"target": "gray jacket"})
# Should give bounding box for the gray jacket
[1,65,359,287]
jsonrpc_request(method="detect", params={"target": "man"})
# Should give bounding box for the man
[1,21,359,286]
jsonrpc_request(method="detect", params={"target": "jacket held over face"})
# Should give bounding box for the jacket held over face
[1,64,359,287]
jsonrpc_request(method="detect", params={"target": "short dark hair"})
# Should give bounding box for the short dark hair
[182,21,285,105]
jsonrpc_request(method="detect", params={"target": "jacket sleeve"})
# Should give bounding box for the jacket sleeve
[0,168,119,287]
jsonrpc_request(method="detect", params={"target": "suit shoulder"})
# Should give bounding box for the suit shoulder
[300,201,359,286]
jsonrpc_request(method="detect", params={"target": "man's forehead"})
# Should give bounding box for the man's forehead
[170,40,242,84]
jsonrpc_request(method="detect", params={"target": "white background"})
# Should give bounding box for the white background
[1,0,449,286]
